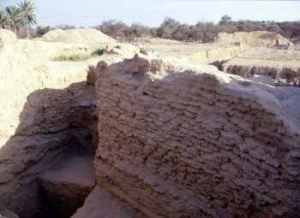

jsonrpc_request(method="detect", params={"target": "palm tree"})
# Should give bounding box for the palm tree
[0,1,36,36]
[17,0,37,37]
[0,10,9,28]
[5,5,23,32]
[219,15,232,25]
[18,0,36,26]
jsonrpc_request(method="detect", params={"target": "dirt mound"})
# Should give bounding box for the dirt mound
[0,30,17,47]
[135,37,245,65]
[41,28,115,45]
[217,31,293,48]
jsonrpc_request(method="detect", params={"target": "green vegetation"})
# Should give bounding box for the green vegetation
[94,16,299,43]
[53,54,91,62]
[0,1,36,36]
[53,48,105,62]
[91,48,105,56]
[0,1,298,43]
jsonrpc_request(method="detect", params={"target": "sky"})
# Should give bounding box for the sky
[1,0,300,26]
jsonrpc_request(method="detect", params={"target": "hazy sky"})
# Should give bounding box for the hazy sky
[2,0,300,26]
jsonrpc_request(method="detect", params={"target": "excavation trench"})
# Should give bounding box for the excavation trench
[0,82,98,218]
[36,152,95,218]
[210,59,300,87]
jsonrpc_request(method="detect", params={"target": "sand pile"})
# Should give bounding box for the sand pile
[41,28,115,46]
[0,30,17,47]
[217,31,293,48]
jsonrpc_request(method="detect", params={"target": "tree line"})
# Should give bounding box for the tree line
[0,1,299,43]
[95,16,300,43]
[35,16,299,43]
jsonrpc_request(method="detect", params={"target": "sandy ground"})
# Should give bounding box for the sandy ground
[134,36,300,69]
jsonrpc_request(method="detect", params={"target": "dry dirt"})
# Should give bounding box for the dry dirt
[134,37,244,64]
[40,28,116,46]
[216,31,293,48]
[136,32,300,86]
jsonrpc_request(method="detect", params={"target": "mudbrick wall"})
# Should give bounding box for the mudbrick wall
[223,64,300,86]
[95,56,300,218]
[221,48,300,87]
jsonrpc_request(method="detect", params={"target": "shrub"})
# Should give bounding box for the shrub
[35,26,51,37]
[53,48,105,62]
[91,48,105,56]
[53,54,90,62]
[45,16,300,43]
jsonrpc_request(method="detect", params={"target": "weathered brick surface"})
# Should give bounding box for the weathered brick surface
[224,64,300,86]
[95,56,300,218]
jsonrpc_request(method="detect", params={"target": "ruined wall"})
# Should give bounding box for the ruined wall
[222,48,300,86]
[223,64,300,86]
[95,56,300,218]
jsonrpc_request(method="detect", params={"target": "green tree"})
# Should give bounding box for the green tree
[0,10,9,28]
[157,17,180,38]
[5,5,22,32]
[219,15,232,25]
[18,0,36,26]
[0,1,36,36]
[17,0,37,37]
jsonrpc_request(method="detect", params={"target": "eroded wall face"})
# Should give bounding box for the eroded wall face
[95,59,300,218]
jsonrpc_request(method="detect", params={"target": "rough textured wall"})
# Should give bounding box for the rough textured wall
[222,48,300,86]
[95,56,300,218]
[224,64,300,86]
[0,83,97,218]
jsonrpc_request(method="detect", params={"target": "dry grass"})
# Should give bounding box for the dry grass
[53,48,105,62]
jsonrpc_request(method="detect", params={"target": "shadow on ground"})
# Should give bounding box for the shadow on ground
[0,82,97,218]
